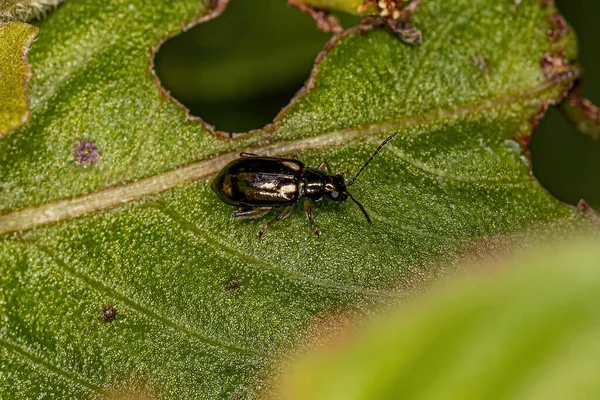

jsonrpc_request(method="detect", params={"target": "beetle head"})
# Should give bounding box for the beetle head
[325,174,349,202]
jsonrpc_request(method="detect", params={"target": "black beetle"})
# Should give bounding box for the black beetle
[212,131,399,237]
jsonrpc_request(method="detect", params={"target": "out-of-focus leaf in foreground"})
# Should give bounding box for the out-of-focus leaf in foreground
[281,237,600,400]
[0,0,593,397]
[0,21,37,136]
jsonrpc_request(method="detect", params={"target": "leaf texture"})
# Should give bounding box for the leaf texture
[0,0,591,397]
[0,21,37,136]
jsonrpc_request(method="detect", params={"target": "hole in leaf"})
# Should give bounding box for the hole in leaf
[530,0,600,210]
[531,106,600,208]
[155,0,358,134]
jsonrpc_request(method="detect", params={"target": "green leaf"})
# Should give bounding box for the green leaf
[280,237,600,400]
[0,0,592,397]
[0,21,37,136]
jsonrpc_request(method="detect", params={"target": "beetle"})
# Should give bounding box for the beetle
[211,131,399,238]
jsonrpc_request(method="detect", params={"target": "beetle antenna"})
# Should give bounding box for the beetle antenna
[347,192,371,224]
[347,131,399,187]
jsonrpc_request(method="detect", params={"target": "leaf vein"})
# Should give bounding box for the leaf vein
[403,6,480,101]
[155,204,407,299]
[379,141,533,187]
[0,70,579,237]
[0,337,107,395]
[31,242,270,359]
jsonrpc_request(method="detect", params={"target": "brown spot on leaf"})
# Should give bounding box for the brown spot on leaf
[226,279,240,291]
[385,17,422,44]
[102,305,118,323]
[540,53,572,80]
[547,12,568,41]
[578,199,591,212]
[577,200,600,223]
[360,0,422,45]
[73,139,99,167]
[530,100,553,131]
[287,0,342,33]
[519,135,531,148]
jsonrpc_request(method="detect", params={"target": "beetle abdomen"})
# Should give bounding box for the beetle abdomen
[212,157,303,207]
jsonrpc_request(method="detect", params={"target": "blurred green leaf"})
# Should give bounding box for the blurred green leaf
[0,21,37,136]
[0,0,593,398]
[281,237,600,400]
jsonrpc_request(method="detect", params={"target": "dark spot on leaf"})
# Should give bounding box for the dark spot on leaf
[73,139,99,167]
[102,305,118,323]
[226,279,240,291]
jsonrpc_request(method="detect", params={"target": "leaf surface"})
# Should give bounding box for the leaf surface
[0,0,590,397]
[0,21,37,136]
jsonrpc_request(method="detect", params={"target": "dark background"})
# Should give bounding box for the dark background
[155,0,600,209]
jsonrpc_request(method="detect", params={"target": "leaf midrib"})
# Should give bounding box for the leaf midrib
[0,69,578,237]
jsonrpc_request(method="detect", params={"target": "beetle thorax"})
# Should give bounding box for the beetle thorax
[300,169,347,202]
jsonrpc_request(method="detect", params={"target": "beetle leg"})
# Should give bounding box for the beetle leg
[240,152,260,158]
[233,207,271,219]
[257,206,294,238]
[317,161,332,174]
[303,200,322,237]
